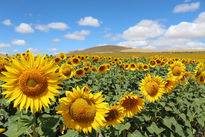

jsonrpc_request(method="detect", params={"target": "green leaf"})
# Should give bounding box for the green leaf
[147,122,164,135]
[115,122,131,135]
[128,129,143,137]
[38,114,60,137]
[17,115,33,135]
[162,117,172,129]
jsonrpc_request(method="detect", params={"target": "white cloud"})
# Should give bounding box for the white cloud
[194,12,205,23]
[165,12,205,39]
[47,48,58,52]
[35,25,49,32]
[118,40,148,48]
[11,39,26,46]
[15,23,34,34]
[47,22,69,31]
[28,48,40,54]
[165,22,205,39]
[2,19,12,26]
[121,20,165,40]
[64,30,91,40]
[150,37,205,49]
[173,2,200,13]
[78,16,101,27]
[52,38,61,42]
[0,43,11,48]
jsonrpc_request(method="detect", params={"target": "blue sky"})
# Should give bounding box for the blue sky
[0,0,205,55]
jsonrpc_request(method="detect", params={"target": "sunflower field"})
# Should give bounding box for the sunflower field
[0,51,205,137]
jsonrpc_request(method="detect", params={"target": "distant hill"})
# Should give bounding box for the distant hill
[67,45,205,54]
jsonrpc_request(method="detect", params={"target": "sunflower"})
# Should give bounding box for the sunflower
[143,64,149,71]
[74,68,85,78]
[197,71,205,84]
[91,66,97,72]
[140,74,165,102]
[124,64,130,70]
[129,63,136,71]
[71,57,80,66]
[1,51,62,113]
[0,128,6,133]
[118,93,144,117]
[56,86,108,134]
[84,66,90,73]
[58,52,66,60]
[149,60,157,67]
[54,57,62,64]
[82,85,91,93]
[193,62,204,79]
[164,77,177,94]
[104,105,124,127]
[83,61,91,67]
[0,59,9,77]
[106,64,111,71]
[168,61,185,79]
[136,63,144,71]
[98,64,107,74]
[60,63,74,79]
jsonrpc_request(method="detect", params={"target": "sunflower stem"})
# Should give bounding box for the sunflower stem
[32,113,38,137]
[122,130,126,137]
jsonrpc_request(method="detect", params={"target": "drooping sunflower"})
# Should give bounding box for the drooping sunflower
[74,68,85,78]
[129,63,136,71]
[56,86,108,134]
[60,63,74,79]
[168,61,186,79]
[104,105,124,127]
[197,71,205,84]
[1,51,62,113]
[98,64,107,74]
[140,74,165,102]
[71,57,80,66]
[118,93,144,117]
[164,77,177,94]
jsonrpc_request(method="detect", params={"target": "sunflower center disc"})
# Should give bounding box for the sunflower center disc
[122,97,138,110]
[105,109,119,122]
[19,69,48,97]
[63,68,72,76]
[172,66,182,76]
[146,82,159,96]
[165,80,171,88]
[69,98,96,123]
[199,75,205,82]
[27,79,37,87]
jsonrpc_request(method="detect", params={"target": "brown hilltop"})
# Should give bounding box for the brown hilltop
[67,45,205,54]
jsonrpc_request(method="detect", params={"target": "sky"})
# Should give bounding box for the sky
[0,0,205,55]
